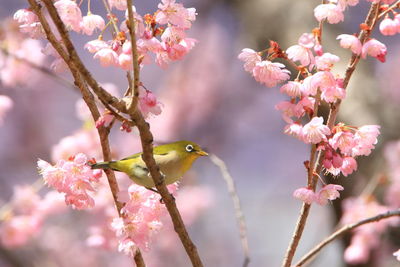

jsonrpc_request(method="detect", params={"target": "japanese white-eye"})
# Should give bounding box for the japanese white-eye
[91,140,208,188]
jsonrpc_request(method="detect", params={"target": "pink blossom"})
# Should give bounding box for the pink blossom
[393,249,400,261]
[156,0,196,29]
[293,187,316,204]
[316,184,344,205]
[139,88,163,118]
[280,81,303,98]
[320,83,346,103]
[301,117,330,144]
[337,34,362,55]
[344,235,370,265]
[284,123,303,139]
[0,95,13,125]
[361,39,387,63]
[379,17,398,36]
[112,183,178,253]
[315,52,340,70]
[298,33,315,48]
[13,9,43,38]
[301,75,318,96]
[286,45,314,67]
[37,153,102,209]
[275,101,303,123]
[0,216,41,248]
[84,39,109,54]
[238,48,262,73]
[108,0,127,10]
[93,48,119,67]
[252,60,291,88]
[311,71,337,91]
[352,125,380,156]
[314,4,344,24]
[81,13,105,35]
[340,156,357,176]
[1,38,45,87]
[329,130,356,155]
[95,112,114,128]
[337,0,359,9]
[54,0,83,32]
[118,53,133,70]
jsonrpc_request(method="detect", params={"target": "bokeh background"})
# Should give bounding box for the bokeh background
[1,0,400,266]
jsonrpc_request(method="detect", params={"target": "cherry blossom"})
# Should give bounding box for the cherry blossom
[337,34,362,55]
[286,33,315,67]
[301,117,330,144]
[252,61,291,88]
[238,48,262,72]
[361,39,387,62]
[314,4,344,24]
[293,187,316,204]
[156,0,197,29]
[54,0,83,32]
[316,184,344,205]
[38,153,102,209]
[81,13,105,35]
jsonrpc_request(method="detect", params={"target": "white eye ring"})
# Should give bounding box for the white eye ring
[186,144,194,152]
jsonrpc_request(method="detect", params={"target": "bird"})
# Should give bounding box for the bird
[90,140,208,188]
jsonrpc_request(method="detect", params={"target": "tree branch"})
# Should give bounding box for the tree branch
[209,154,250,267]
[281,3,381,267]
[294,209,400,267]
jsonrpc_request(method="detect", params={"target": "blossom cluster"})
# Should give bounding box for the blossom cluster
[111,183,178,254]
[0,186,65,248]
[13,0,197,70]
[238,0,394,207]
[37,153,102,209]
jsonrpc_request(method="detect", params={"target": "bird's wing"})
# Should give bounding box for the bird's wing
[121,152,141,160]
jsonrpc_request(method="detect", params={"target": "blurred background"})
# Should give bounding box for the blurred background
[1,0,400,266]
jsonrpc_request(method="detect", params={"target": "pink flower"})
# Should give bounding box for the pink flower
[252,60,291,87]
[84,39,109,54]
[337,0,359,9]
[329,130,355,155]
[139,88,163,118]
[284,123,303,139]
[393,249,400,261]
[280,81,303,98]
[238,48,262,73]
[344,235,370,265]
[0,95,13,125]
[275,101,303,123]
[81,13,105,35]
[37,153,102,209]
[379,17,398,36]
[118,53,133,70]
[108,0,127,10]
[301,117,330,144]
[93,48,118,67]
[293,187,316,204]
[286,33,315,66]
[54,0,83,32]
[13,9,43,38]
[320,83,346,103]
[0,216,41,248]
[315,52,340,70]
[112,183,178,253]
[352,125,380,156]
[95,112,114,128]
[314,4,344,24]
[340,156,357,176]
[337,34,362,55]
[361,39,387,63]
[316,184,344,205]
[156,0,196,29]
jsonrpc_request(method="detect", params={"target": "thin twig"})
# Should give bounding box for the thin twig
[126,0,140,112]
[281,3,381,267]
[209,154,250,267]
[294,209,400,267]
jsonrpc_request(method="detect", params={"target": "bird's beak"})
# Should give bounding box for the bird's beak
[196,150,208,157]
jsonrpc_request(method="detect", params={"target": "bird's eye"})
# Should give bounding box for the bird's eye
[185,144,194,152]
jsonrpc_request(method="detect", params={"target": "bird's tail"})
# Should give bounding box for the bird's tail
[90,161,111,170]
